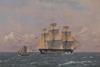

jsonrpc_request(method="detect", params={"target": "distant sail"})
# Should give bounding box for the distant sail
[17,46,29,56]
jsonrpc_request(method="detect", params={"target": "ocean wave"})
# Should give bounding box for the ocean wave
[89,56,94,58]
[0,60,3,63]
[82,56,87,59]
[30,61,49,65]
[30,62,38,64]
[58,60,94,66]
[20,59,27,62]
[82,56,94,59]
[3,59,11,62]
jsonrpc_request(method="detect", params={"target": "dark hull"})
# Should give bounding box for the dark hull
[39,49,73,54]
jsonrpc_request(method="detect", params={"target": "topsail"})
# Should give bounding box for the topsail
[38,23,79,54]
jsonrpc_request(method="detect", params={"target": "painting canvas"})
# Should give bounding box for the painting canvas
[0,0,100,67]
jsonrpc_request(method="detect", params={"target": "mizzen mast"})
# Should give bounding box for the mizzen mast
[62,26,74,49]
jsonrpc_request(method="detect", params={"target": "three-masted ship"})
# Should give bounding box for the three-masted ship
[38,23,78,54]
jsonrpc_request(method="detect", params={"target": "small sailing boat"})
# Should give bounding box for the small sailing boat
[38,23,79,54]
[17,46,29,56]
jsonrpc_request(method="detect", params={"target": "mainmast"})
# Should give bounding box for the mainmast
[43,28,48,48]
[50,23,57,40]
[22,46,27,53]
[48,23,60,49]
[42,28,48,48]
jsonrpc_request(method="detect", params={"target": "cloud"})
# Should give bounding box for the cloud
[78,27,88,34]
[0,0,100,52]
[0,32,38,52]
[0,0,30,8]
[65,0,88,11]
[4,32,15,42]
[36,0,88,11]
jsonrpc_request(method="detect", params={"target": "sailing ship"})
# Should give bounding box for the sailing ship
[17,46,29,56]
[38,23,79,54]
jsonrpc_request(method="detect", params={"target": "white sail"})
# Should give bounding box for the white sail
[47,40,62,49]
[17,46,29,56]
[38,23,78,50]
[62,26,76,49]
[38,28,49,49]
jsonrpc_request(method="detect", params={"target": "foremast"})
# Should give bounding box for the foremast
[38,28,48,49]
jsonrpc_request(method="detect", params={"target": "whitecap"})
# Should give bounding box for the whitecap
[82,61,95,66]
[83,63,88,66]
[89,56,94,58]
[58,61,77,66]
[11,64,16,66]
[30,62,37,64]
[11,56,17,59]
[87,61,92,63]
[81,61,89,63]
[3,59,10,62]
[0,60,2,63]
[82,56,87,59]
[58,60,93,66]
[81,60,93,64]
[20,59,27,61]
[94,61,96,62]
[64,52,72,55]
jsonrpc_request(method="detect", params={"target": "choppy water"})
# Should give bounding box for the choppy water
[0,52,100,67]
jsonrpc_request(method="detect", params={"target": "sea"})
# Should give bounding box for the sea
[0,52,100,67]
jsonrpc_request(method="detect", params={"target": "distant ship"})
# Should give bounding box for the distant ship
[38,23,79,54]
[17,46,29,56]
